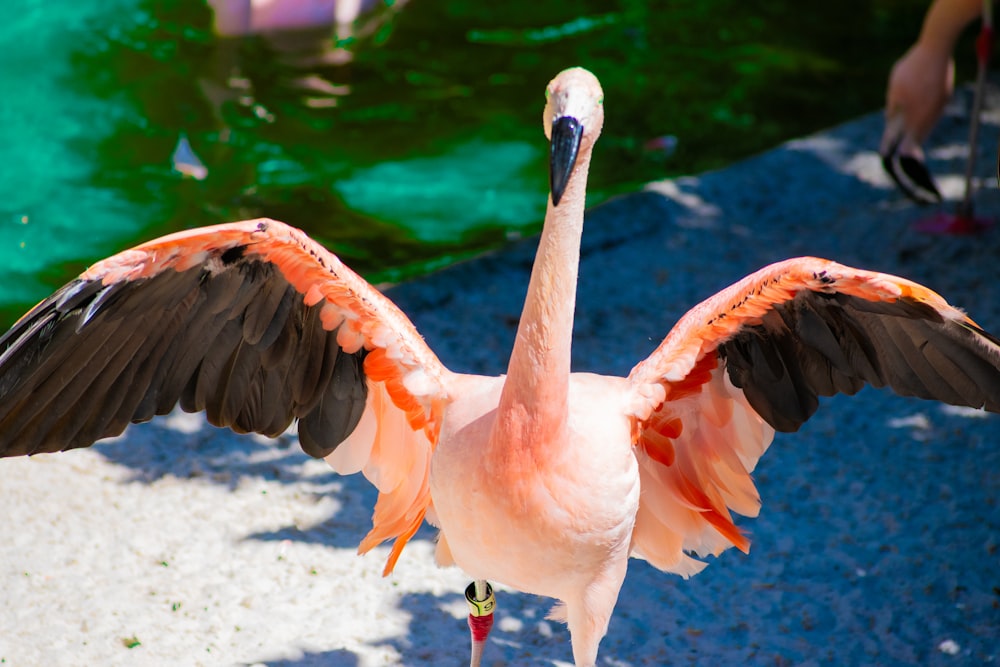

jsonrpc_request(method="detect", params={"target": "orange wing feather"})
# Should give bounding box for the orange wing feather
[631,257,964,388]
[627,257,998,576]
[70,219,452,573]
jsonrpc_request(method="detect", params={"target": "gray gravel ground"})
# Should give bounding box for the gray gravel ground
[2,85,999,666]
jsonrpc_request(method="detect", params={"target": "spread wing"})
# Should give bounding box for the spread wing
[0,218,452,573]
[625,256,1000,576]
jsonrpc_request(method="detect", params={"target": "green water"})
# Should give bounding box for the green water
[0,0,952,326]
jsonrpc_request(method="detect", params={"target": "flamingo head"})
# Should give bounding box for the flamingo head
[544,67,604,206]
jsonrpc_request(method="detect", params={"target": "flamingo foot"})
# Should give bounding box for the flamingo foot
[913,211,993,235]
[466,580,496,667]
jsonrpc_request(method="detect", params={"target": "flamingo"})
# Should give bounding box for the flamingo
[2,67,1000,666]
[880,0,994,232]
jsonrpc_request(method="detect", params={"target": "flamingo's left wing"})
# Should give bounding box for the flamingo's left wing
[625,257,1000,576]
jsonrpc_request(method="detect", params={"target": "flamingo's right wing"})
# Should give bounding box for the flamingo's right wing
[625,257,1000,576]
[0,218,452,573]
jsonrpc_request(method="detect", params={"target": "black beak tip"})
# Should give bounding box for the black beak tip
[550,116,584,207]
[881,149,942,206]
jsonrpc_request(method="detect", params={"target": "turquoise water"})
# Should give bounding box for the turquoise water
[0,0,942,325]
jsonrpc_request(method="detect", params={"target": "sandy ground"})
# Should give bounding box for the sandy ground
[2,85,1000,666]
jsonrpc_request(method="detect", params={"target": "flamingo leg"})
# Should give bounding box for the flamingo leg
[915,2,994,233]
[960,0,992,215]
[565,553,630,667]
[465,579,495,667]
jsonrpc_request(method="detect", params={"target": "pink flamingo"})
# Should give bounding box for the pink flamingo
[1,68,999,666]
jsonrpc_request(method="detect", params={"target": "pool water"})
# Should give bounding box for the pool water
[0,0,952,326]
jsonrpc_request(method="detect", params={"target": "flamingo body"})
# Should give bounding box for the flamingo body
[432,372,639,588]
[2,68,1000,666]
[427,372,640,664]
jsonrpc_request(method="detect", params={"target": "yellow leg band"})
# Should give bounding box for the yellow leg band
[465,581,496,617]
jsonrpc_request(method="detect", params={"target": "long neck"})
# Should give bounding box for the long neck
[492,147,591,457]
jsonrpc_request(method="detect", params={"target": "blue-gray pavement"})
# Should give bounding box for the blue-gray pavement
[385,84,1000,665]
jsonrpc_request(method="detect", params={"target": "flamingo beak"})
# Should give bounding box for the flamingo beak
[881,148,943,205]
[879,115,942,205]
[550,115,583,206]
